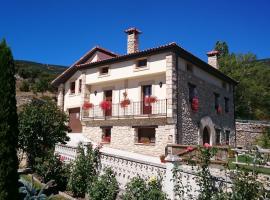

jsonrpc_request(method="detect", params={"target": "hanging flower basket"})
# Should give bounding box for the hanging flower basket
[217,105,222,114]
[120,99,131,108]
[100,100,112,111]
[191,97,199,112]
[82,101,93,110]
[144,96,157,104]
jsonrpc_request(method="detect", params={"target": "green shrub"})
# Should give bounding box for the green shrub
[67,143,100,197]
[122,176,167,200]
[20,80,30,92]
[35,152,70,191]
[18,100,69,168]
[88,168,119,200]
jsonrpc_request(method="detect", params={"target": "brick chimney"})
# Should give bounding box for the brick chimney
[125,27,141,54]
[207,50,220,69]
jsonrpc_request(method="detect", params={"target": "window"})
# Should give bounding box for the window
[186,63,193,73]
[215,129,221,145]
[188,83,197,103]
[222,81,227,89]
[136,59,147,68]
[225,97,229,113]
[102,127,111,143]
[100,67,109,75]
[225,130,230,145]
[70,81,75,94]
[137,127,155,144]
[78,79,82,93]
[214,93,220,110]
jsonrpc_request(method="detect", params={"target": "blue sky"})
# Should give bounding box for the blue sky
[1,0,269,66]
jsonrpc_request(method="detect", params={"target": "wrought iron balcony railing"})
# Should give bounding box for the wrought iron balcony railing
[82,99,167,120]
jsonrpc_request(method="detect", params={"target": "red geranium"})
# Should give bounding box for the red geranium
[191,97,199,112]
[120,99,131,108]
[186,146,194,152]
[204,143,211,148]
[145,96,157,104]
[82,101,93,110]
[100,100,112,111]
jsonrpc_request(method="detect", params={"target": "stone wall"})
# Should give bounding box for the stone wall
[177,58,235,146]
[236,120,270,147]
[83,123,175,157]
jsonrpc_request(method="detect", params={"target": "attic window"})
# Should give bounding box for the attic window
[186,63,193,73]
[136,59,147,68]
[70,81,75,94]
[100,67,109,75]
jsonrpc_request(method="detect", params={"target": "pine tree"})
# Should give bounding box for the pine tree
[0,39,19,199]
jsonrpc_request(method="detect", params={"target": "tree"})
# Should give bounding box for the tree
[18,100,69,168]
[0,39,19,199]
[68,143,101,197]
[214,41,229,57]
[218,53,270,120]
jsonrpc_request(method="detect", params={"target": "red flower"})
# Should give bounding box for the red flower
[120,99,131,108]
[186,146,194,152]
[191,97,199,112]
[217,105,222,114]
[204,143,211,148]
[82,101,93,110]
[100,100,112,111]
[144,96,157,104]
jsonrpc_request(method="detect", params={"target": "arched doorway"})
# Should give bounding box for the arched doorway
[203,127,210,144]
[199,116,215,145]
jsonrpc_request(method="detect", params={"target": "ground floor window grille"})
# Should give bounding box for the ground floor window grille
[102,127,111,143]
[137,127,156,144]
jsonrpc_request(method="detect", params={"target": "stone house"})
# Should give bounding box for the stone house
[52,28,237,157]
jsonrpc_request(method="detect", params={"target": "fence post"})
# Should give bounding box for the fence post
[164,154,181,200]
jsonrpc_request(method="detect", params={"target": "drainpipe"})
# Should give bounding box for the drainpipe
[233,85,237,148]
[175,52,180,144]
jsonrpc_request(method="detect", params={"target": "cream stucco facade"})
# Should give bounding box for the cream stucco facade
[54,40,236,157]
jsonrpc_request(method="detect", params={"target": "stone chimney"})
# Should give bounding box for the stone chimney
[125,27,141,54]
[207,50,220,69]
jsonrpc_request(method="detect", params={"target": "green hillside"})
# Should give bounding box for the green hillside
[15,60,66,77]
[15,60,67,93]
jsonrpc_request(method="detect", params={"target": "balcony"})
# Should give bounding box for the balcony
[82,99,167,120]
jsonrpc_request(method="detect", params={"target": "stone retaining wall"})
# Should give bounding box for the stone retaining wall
[236,120,270,147]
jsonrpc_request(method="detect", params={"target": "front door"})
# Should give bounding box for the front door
[142,85,152,114]
[104,90,112,116]
[69,107,82,133]
[203,127,210,145]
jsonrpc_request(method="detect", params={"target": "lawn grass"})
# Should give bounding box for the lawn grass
[49,194,70,200]
[228,162,270,175]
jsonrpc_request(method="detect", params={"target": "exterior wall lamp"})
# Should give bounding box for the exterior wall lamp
[94,91,97,96]
[159,81,163,88]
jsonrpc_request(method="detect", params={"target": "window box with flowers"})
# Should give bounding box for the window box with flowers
[82,101,93,110]
[144,96,157,104]
[191,96,199,112]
